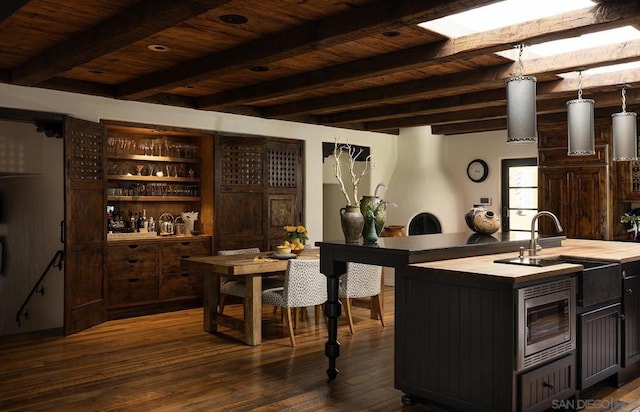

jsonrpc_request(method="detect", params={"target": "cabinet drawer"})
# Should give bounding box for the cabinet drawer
[106,259,158,280]
[160,271,203,300]
[106,243,158,261]
[107,275,158,307]
[519,354,576,412]
[160,239,210,257]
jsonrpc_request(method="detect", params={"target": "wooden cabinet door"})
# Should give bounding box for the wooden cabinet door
[266,140,303,249]
[215,136,266,251]
[568,166,608,240]
[63,117,106,334]
[539,166,608,239]
[578,303,620,390]
[623,274,640,367]
[538,168,568,236]
[214,135,304,252]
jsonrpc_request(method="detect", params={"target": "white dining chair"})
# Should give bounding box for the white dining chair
[339,262,384,334]
[262,258,327,347]
[217,248,284,314]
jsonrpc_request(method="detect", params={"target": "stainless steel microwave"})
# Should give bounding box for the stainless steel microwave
[516,278,576,371]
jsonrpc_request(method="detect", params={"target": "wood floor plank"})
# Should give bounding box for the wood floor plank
[1,286,638,411]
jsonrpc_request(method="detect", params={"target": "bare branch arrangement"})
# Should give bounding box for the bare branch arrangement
[332,140,371,206]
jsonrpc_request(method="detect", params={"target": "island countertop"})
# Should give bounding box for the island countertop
[316,231,565,267]
[411,238,640,284]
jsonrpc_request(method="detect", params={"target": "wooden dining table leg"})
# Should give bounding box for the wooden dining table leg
[203,273,220,333]
[244,275,262,345]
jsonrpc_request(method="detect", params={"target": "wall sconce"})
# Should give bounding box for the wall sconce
[506,44,537,143]
[612,86,638,162]
[567,70,595,156]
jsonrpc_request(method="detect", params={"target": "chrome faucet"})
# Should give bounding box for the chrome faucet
[529,211,563,256]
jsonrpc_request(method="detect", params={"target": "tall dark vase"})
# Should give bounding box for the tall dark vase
[363,216,378,244]
[340,205,364,243]
[359,195,386,237]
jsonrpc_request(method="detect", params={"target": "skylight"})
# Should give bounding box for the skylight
[419,0,595,38]
[419,0,640,77]
[498,26,640,60]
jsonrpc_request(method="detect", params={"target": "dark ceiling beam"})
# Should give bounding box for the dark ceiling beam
[366,88,640,131]
[11,0,231,86]
[429,119,508,135]
[0,0,29,23]
[317,69,640,126]
[318,89,508,125]
[118,0,501,99]
[371,88,640,132]
[198,0,640,110]
[264,37,640,118]
[36,77,115,98]
[430,104,637,135]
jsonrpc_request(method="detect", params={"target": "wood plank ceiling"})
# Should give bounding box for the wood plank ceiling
[0,0,638,135]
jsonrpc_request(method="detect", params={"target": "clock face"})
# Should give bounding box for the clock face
[467,159,488,182]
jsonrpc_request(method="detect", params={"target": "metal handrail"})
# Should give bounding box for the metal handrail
[15,250,64,326]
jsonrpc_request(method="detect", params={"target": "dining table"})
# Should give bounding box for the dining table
[181,250,319,345]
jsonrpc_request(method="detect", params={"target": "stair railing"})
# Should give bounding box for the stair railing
[15,249,64,326]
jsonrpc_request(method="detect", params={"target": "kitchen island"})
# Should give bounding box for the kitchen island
[317,234,640,412]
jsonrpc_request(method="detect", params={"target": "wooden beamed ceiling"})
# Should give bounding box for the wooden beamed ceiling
[1,0,639,135]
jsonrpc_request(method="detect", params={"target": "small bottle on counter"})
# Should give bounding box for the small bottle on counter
[148,217,156,234]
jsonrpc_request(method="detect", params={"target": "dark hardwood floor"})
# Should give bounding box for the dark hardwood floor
[2,286,640,411]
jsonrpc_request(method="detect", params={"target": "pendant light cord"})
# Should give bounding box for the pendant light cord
[578,70,583,100]
[518,44,524,78]
[622,88,627,113]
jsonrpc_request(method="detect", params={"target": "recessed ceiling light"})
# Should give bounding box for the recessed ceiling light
[147,44,171,52]
[250,66,269,72]
[220,14,248,25]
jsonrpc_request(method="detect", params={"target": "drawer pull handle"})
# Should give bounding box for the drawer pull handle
[181,255,190,259]
[128,278,139,283]
[617,314,626,320]
[180,273,190,278]
[128,244,139,249]
[181,242,190,246]
[128,259,139,264]
[542,382,554,390]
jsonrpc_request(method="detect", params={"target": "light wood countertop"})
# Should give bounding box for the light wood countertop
[410,239,640,284]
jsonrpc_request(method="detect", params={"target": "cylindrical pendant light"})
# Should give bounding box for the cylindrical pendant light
[506,44,537,143]
[612,87,638,162]
[567,71,595,156]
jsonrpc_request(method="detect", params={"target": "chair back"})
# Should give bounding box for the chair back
[283,259,327,307]
[218,247,260,256]
[340,263,382,299]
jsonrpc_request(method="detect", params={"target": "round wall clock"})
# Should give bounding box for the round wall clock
[466,159,488,183]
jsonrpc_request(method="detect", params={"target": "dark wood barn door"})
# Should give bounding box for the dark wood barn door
[63,117,106,334]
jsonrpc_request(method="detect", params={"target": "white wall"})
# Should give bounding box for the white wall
[0,83,397,336]
[0,131,64,335]
[385,126,538,233]
[0,120,44,175]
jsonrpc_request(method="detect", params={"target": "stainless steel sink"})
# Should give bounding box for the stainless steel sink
[493,257,566,267]
[494,256,621,308]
